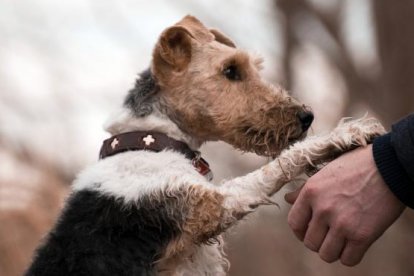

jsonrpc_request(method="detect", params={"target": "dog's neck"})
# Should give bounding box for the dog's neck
[104,107,203,150]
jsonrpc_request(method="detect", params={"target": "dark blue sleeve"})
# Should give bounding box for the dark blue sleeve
[372,114,414,209]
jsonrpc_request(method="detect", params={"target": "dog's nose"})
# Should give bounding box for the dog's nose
[297,110,314,131]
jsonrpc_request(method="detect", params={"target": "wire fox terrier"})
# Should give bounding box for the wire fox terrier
[27,15,385,275]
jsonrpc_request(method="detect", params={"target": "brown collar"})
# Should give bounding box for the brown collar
[99,131,213,180]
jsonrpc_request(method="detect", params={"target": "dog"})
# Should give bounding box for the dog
[26,15,385,275]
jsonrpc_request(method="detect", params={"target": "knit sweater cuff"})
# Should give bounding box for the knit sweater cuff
[373,134,414,209]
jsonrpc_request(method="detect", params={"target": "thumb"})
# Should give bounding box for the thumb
[284,185,304,204]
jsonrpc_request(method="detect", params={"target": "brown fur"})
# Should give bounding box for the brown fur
[162,185,225,259]
[147,17,314,270]
[155,185,226,274]
[152,15,309,157]
[210,29,236,48]
[182,186,225,245]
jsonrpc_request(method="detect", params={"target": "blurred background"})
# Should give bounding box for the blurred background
[1,0,413,275]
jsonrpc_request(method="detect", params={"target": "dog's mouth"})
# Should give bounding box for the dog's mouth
[235,126,308,158]
[287,131,307,144]
[266,131,307,158]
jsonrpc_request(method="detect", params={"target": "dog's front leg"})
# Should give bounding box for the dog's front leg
[173,118,384,246]
[218,117,386,227]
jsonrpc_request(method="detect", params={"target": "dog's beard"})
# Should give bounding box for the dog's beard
[230,125,307,157]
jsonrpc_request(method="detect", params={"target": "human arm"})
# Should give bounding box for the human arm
[373,113,414,207]
[285,114,414,266]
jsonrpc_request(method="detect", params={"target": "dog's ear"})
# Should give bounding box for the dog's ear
[210,29,236,48]
[154,26,194,73]
[176,15,214,43]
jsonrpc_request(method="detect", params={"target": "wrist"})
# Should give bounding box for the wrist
[373,134,414,209]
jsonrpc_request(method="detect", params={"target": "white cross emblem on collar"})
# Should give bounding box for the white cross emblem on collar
[142,135,155,146]
[111,138,119,149]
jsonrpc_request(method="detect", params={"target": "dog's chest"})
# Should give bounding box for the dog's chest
[156,241,227,276]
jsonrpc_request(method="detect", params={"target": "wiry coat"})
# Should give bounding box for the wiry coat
[27,71,229,275]
[26,16,385,275]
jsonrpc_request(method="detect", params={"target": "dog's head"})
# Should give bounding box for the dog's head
[132,15,313,156]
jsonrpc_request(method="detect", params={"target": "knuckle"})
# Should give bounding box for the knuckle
[303,237,319,252]
[319,252,338,263]
[312,204,334,221]
[304,185,319,199]
[333,217,351,233]
[351,231,371,244]
[352,239,367,248]
[340,256,360,267]
[287,216,303,233]
[354,232,372,243]
[317,205,332,218]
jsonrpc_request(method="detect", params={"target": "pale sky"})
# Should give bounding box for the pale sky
[0,0,375,175]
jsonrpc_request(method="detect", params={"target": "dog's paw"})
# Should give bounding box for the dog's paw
[330,117,386,150]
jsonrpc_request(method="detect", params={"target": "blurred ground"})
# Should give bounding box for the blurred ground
[1,0,413,275]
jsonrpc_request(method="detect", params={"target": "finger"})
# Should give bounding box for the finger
[303,221,329,252]
[284,185,304,204]
[287,193,312,241]
[340,240,372,266]
[318,230,346,263]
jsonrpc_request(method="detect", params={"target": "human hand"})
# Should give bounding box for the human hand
[285,145,405,266]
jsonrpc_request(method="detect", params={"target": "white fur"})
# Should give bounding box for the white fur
[164,242,227,276]
[72,105,384,275]
[73,149,226,275]
[74,111,225,275]
[73,150,212,204]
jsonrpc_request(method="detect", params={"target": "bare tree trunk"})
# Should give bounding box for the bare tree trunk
[373,0,414,126]
[276,0,414,127]
[276,0,301,91]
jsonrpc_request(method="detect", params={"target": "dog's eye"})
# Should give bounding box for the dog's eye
[223,65,242,81]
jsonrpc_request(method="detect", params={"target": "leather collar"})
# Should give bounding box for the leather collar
[99,131,213,180]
